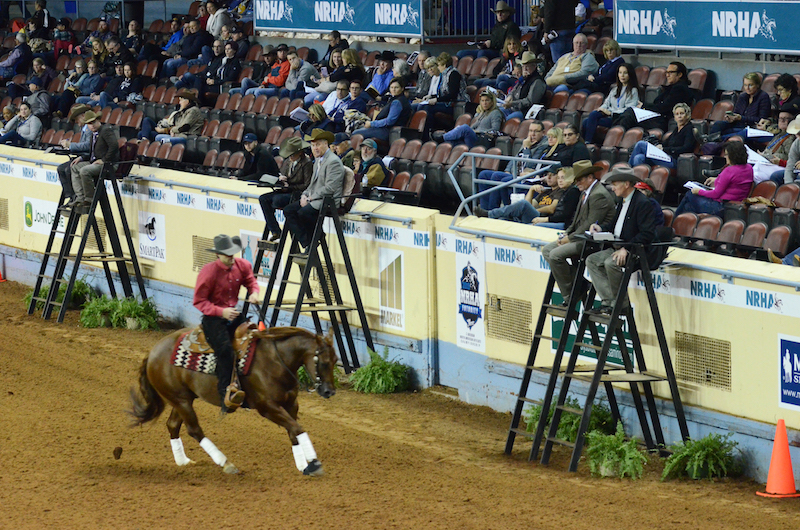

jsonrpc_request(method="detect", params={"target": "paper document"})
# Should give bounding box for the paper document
[746,145,770,165]
[585,231,615,241]
[684,181,711,191]
[289,106,309,122]
[259,174,280,185]
[525,104,544,120]
[633,107,660,122]
[645,143,672,163]
[366,86,381,99]
[303,84,317,94]
[382,155,395,167]
[509,193,526,204]
[467,41,478,46]
[744,127,773,139]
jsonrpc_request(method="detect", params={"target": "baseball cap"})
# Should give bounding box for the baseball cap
[243,133,258,143]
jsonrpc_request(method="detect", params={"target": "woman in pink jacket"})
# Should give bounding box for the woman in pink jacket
[675,141,753,216]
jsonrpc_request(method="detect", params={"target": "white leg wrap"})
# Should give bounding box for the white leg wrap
[199,437,227,467]
[170,438,192,466]
[297,432,317,462]
[292,444,308,472]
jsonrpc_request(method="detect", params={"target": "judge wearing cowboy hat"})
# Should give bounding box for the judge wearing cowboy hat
[541,160,615,306]
[194,234,260,414]
[282,128,344,251]
[456,1,521,60]
[585,167,656,315]
[258,136,313,242]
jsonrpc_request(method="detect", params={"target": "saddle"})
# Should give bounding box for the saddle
[181,322,257,360]
[172,322,258,377]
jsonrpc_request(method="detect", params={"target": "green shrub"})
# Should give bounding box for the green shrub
[586,422,647,479]
[79,296,117,328]
[523,397,615,442]
[110,297,160,330]
[24,278,94,310]
[349,348,409,394]
[662,433,740,480]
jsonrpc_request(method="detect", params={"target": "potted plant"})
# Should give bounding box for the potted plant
[349,347,410,394]
[662,432,740,480]
[585,422,647,478]
[110,297,160,330]
[79,296,117,328]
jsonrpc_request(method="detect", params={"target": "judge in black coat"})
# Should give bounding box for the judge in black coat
[586,167,656,314]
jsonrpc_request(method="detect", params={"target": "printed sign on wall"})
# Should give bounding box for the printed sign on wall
[455,237,485,352]
[778,334,800,412]
[379,248,404,330]
[23,197,65,236]
[138,211,167,262]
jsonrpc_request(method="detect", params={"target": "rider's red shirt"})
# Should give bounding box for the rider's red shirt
[193,258,259,318]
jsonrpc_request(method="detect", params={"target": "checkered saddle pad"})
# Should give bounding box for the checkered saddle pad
[171,324,257,375]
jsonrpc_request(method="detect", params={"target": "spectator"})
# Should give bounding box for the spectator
[104,36,136,73]
[706,72,770,140]
[581,63,640,144]
[229,26,250,60]
[206,1,234,39]
[473,35,522,91]
[79,16,113,54]
[675,141,752,216]
[52,17,75,61]
[410,56,440,103]
[617,61,695,132]
[234,43,289,97]
[318,30,349,67]
[82,62,141,109]
[419,52,466,124]
[159,18,185,60]
[259,136,313,242]
[366,51,396,99]
[139,89,204,144]
[474,169,562,223]
[283,128,345,250]
[634,178,666,226]
[477,121,549,209]
[433,91,504,148]
[586,167,656,314]
[628,102,695,169]
[542,0,579,64]
[29,0,54,39]
[76,61,120,106]
[90,38,110,75]
[392,59,409,84]
[774,74,800,116]
[123,20,144,54]
[541,159,615,306]
[306,48,365,107]
[196,4,209,29]
[237,133,280,181]
[298,103,335,135]
[544,33,598,93]
[540,126,566,164]
[282,51,320,100]
[408,51,432,99]
[162,20,212,79]
[571,38,623,94]
[70,110,119,214]
[499,51,546,120]
[331,132,355,169]
[352,77,411,143]
[557,125,591,166]
[762,112,796,184]
[0,104,16,130]
[780,116,800,184]
[320,81,351,119]
[200,41,241,105]
[457,1,521,60]
[0,101,42,145]
[0,33,33,80]
[24,76,51,118]
[530,167,581,228]
[173,40,224,91]
[355,138,391,188]
[56,104,92,207]
[7,57,56,98]
[304,48,345,106]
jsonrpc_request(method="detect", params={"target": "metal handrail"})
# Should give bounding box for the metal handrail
[446,150,561,219]
[3,154,60,167]
[661,259,800,291]
[128,174,262,201]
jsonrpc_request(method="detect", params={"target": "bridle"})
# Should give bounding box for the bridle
[275,340,325,393]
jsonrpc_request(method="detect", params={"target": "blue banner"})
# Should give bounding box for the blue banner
[253,0,423,38]
[614,0,797,54]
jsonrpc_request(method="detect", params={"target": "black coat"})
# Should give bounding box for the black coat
[600,189,659,266]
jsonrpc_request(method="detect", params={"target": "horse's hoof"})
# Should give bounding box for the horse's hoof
[177,459,196,467]
[223,462,239,474]
[303,459,324,476]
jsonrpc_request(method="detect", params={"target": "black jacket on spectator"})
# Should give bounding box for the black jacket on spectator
[374,93,411,129]
[330,65,365,86]
[233,38,250,59]
[543,0,579,33]
[548,185,580,225]
[320,39,349,65]
[662,124,696,159]
[556,142,591,167]
[648,80,695,119]
[599,189,657,255]
[105,47,136,71]
[181,30,213,61]
[102,74,125,97]
[240,145,280,181]
[205,56,242,85]
[488,19,521,51]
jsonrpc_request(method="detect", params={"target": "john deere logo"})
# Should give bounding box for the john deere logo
[24,201,33,227]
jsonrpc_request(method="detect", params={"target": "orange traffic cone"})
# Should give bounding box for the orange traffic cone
[0,269,6,283]
[757,419,800,498]
[257,321,266,332]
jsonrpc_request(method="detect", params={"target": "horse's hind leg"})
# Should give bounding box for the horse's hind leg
[166,408,194,466]
[172,400,239,474]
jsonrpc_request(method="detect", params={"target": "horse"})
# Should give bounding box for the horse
[129,326,338,476]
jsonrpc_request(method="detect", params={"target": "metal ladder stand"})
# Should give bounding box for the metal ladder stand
[505,241,689,471]
[245,197,373,373]
[28,161,147,322]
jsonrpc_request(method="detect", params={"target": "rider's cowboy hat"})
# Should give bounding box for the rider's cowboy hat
[491,1,515,14]
[279,136,309,158]
[515,51,542,65]
[304,128,335,143]
[207,234,243,256]
[603,166,641,184]
[573,159,604,180]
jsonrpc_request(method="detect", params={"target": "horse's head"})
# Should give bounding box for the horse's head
[306,328,338,399]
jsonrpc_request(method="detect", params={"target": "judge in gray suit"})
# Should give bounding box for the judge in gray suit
[541,160,615,305]
[283,128,344,250]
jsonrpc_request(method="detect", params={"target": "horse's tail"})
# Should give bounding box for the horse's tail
[128,355,165,427]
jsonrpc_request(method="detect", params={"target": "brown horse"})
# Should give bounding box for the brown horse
[130,326,338,476]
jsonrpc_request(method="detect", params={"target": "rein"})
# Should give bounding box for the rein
[274,338,323,393]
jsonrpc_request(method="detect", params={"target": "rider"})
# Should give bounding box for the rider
[193,234,260,414]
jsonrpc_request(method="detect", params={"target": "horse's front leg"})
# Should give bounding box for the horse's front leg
[257,400,324,476]
[166,407,194,466]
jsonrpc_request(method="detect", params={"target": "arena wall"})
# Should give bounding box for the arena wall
[2,145,799,482]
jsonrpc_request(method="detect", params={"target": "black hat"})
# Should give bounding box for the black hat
[378,50,396,62]
[275,43,289,52]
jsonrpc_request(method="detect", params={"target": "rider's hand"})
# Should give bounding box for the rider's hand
[222,307,240,321]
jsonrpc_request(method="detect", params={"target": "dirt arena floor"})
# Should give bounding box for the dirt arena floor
[1,280,800,529]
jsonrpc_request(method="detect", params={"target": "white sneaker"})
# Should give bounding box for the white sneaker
[169,76,181,85]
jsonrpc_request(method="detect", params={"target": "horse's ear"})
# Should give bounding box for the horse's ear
[325,327,334,345]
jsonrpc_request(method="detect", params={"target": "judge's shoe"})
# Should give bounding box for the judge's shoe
[269,230,282,242]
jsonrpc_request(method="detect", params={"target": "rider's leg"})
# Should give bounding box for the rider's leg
[201,315,237,411]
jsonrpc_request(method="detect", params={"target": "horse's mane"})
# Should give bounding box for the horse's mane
[253,327,318,342]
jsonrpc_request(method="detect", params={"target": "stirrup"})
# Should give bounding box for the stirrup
[224,384,245,410]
